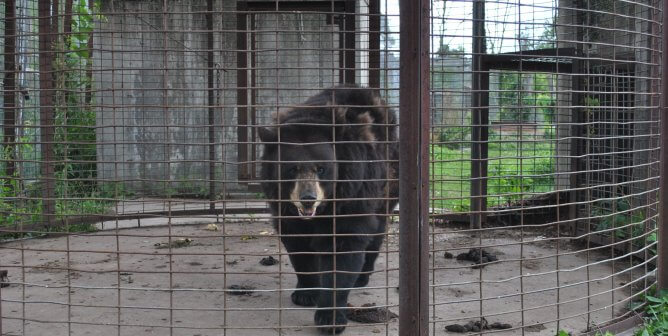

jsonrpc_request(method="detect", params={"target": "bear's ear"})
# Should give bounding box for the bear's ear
[258,127,277,143]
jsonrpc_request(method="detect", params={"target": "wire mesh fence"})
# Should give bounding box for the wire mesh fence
[428,0,662,334]
[0,0,663,335]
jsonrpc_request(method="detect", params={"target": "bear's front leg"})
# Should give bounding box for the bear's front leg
[314,239,366,334]
[281,236,320,307]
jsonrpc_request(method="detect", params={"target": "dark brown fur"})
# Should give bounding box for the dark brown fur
[259,86,398,334]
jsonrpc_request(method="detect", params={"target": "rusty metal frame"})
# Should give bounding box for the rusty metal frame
[0,1,663,335]
[399,0,429,334]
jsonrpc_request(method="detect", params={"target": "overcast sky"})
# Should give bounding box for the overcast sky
[381,0,556,53]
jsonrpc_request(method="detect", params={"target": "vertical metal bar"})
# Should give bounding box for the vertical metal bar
[0,272,2,336]
[570,0,586,235]
[39,0,56,227]
[569,59,582,230]
[207,0,215,209]
[658,0,668,291]
[399,0,429,335]
[3,0,17,187]
[249,16,257,179]
[338,17,345,83]
[63,0,72,40]
[471,0,488,229]
[344,0,355,84]
[236,3,249,180]
[84,0,94,107]
[369,0,380,89]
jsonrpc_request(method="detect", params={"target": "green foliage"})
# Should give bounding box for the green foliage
[498,72,555,124]
[438,126,471,150]
[53,0,100,187]
[592,199,652,253]
[635,290,668,336]
[498,72,530,122]
[430,142,555,210]
[0,0,109,235]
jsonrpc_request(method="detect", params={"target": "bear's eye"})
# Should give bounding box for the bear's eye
[316,167,325,176]
[285,166,298,176]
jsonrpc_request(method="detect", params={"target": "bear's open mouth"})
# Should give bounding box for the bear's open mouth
[297,206,317,217]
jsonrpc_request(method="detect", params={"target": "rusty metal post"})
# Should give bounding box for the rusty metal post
[207,0,216,209]
[368,0,380,89]
[38,0,56,227]
[659,0,668,291]
[3,0,17,187]
[471,0,488,229]
[84,0,94,107]
[64,0,73,40]
[236,2,249,180]
[344,0,356,84]
[399,0,429,335]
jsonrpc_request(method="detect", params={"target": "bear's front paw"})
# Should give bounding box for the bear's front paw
[314,309,347,334]
[354,274,369,288]
[291,289,319,307]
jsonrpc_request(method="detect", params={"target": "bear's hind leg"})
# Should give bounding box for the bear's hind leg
[354,233,384,288]
[355,218,386,288]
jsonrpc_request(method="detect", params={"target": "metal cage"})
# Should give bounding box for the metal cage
[0,0,665,335]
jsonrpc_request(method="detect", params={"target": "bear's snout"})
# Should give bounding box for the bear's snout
[289,176,325,218]
[300,193,317,209]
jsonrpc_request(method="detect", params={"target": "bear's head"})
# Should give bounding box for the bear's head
[259,125,336,219]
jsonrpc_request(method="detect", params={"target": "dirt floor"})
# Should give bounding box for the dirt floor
[1,218,643,336]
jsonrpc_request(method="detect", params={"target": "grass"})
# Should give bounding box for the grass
[635,289,668,336]
[0,181,116,240]
[430,140,555,211]
[556,289,668,336]
[0,197,107,240]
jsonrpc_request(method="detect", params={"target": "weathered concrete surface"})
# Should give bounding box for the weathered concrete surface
[94,0,240,195]
[94,0,349,196]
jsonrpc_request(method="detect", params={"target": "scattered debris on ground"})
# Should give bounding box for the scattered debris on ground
[456,248,498,268]
[346,303,398,323]
[204,223,219,231]
[443,252,454,259]
[524,323,547,332]
[445,317,511,333]
[154,238,193,249]
[490,322,512,329]
[259,256,278,266]
[227,284,255,296]
[0,270,9,288]
[225,259,239,265]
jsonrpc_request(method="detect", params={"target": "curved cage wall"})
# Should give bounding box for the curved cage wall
[0,0,663,335]
[428,1,661,334]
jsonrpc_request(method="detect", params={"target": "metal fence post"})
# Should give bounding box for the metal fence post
[399,0,430,335]
[659,0,668,291]
[38,0,56,228]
